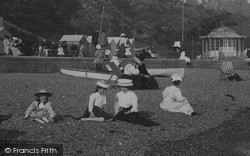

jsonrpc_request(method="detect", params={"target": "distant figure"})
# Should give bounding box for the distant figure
[98,29,108,52]
[3,35,11,55]
[32,41,39,56]
[179,49,191,65]
[106,56,124,73]
[93,44,104,71]
[57,44,65,57]
[61,41,68,57]
[160,74,200,116]
[24,89,56,124]
[118,33,128,58]
[104,49,111,58]
[92,28,99,47]
[78,43,85,57]
[124,47,132,58]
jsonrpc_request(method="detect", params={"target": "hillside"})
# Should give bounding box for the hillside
[0,0,250,58]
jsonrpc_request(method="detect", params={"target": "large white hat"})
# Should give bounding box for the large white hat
[173,41,181,48]
[120,33,126,37]
[34,89,53,97]
[170,74,182,82]
[12,37,18,40]
[96,80,109,89]
[117,79,133,87]
[96,44,102,50]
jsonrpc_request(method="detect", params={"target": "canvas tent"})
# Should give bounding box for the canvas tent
[59,35,86,45]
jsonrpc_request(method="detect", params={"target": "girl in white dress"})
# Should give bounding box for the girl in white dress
[80,80,114,122]
[24,89,56,124]
[160,74,200,116]
[114,79,160,126]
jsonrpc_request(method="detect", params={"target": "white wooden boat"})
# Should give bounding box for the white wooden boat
[60,68,118,81]
[147,68,184,78]
[60,67,185,80]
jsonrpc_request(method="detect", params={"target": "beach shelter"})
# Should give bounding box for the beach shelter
[200,26,247,59]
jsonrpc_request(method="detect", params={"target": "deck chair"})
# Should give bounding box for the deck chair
[107,62,123,85]
[219,61,235,82]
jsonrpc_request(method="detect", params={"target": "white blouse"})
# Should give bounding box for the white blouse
[116,91,138,112]
[88,92,107,112]
[162,85,186,103]
[124,63,139,75]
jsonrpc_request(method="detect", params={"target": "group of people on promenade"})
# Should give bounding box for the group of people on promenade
[24,73,201,127]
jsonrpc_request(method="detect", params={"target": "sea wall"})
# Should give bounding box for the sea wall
[0,56,248,73]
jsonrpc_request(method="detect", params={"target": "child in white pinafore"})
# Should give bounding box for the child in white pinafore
[24,89,56,124]
[160,74,200,116]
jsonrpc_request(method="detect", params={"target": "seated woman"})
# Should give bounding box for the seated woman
[122,57,144,90]
[80,80,114,122]
[106,55,124,73]
[160,74,200,116]
[114,79,160,127]
[24,89,56,124]
[136,51,159,90]
[179,49,191,65]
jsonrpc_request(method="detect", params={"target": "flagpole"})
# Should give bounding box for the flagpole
[99,6,105,41]
[181,0,184,43]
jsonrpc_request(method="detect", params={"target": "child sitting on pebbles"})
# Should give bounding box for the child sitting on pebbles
[24,89,56,124]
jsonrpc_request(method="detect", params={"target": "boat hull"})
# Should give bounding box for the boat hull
[60,68,185,80]
[147,68,184,78]
[60,68,118,81]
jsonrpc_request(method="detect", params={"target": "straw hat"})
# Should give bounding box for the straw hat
[117,79,133,87]
[133,57,142,65]
[96,80,109,89]
[34,89,52,97]
[96,44,102,50]
[170,74,182,82]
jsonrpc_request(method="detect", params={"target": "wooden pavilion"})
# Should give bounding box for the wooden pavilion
[200,26,247,59]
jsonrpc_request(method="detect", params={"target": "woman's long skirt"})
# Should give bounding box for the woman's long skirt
[115,106,160,127]
[122,74,144,90]
[82,106,113,120]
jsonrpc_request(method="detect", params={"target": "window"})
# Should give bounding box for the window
[211,39,219,51]
[215,39,219,50]
[211,39,215,50]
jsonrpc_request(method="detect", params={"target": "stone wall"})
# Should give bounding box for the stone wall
[0,56,248,73]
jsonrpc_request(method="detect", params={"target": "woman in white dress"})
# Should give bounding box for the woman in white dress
[80,80,114,122]
[160,74,200,116]
[114,79,160,127]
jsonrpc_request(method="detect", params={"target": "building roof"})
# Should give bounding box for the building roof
[200,26,247,39]
[85,36,134,44]
[59,35,85,42]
